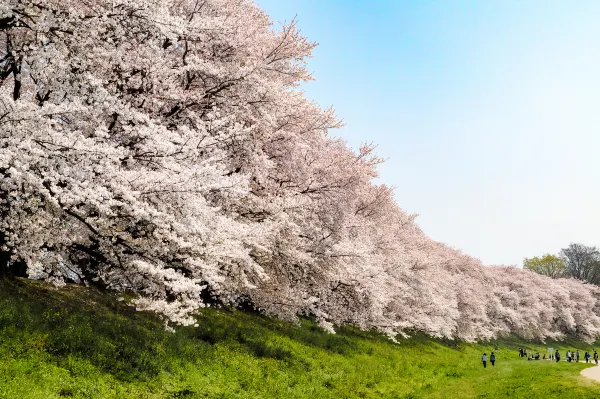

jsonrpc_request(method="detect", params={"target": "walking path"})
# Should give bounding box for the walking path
[581,364,600,383]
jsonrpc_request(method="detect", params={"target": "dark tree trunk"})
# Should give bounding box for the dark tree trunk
[9,259,28,278]
[0,233,28,278]
[0,233,10,278]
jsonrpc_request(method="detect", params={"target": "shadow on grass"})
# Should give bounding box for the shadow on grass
[0,278,370,382]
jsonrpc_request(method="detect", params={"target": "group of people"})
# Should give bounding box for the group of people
[566,350,579,362]
[554,349,599,364]
[483,346,600,368]
[580,350,598,364]
[584,350,598,364]
[481,352,496,368]
[519,348,542,360]
[518,347,599,364]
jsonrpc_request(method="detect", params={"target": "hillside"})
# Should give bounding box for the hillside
[0,277,599,399]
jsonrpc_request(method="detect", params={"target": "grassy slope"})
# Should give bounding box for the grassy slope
[1,278,600,398]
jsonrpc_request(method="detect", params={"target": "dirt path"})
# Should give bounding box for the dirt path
[581,363,600,382]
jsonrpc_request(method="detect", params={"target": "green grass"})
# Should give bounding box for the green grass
[1,277,600,398]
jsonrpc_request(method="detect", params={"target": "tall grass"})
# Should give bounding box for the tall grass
[0,278,599,398]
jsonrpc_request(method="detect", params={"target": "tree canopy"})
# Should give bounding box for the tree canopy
[523,254,566,279]
[560,243,600,285]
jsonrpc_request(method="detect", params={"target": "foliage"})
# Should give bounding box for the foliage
[1,0,600,342]
[2,278,600,399]
[523,254,567,279]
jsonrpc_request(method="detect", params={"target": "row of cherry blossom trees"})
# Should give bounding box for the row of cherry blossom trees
[2,0,600,340]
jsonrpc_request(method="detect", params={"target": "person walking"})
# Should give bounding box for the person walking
[567,350,571,362]
[585,352,590,363]
[594,350,599,365]
[555,350,560,362]
[576,350,580,362]
[482,353,487,368]
[519,348,523,358]
[490,352,496,367]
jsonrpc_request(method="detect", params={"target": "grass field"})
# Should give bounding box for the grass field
[1,277,599,398]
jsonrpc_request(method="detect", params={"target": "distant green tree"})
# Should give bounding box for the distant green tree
[523,254,567,279]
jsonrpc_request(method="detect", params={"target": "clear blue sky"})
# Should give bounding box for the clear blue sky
[255,0,600,266]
